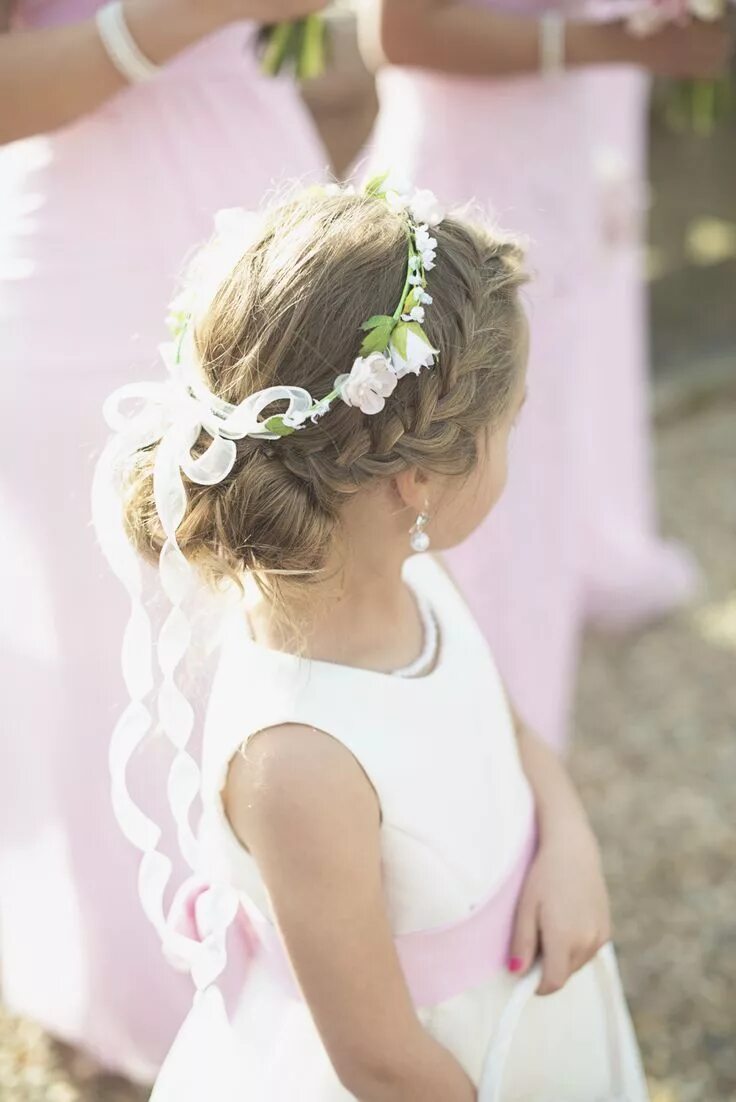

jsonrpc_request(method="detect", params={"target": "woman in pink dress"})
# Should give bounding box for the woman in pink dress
[0,0,328,1080]
[578,66,699,627]
[363,1,728,749]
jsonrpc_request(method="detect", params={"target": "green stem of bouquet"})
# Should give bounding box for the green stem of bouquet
[261,16,327,80]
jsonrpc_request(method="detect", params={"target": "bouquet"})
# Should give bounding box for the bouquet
[261,13,328,79]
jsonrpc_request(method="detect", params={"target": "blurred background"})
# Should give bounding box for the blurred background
[0,5,734,1101]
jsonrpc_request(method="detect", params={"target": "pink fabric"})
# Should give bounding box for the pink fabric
[241,827,536,1009]
[0,8,328,1080]
[576,69,698,626]
[366,46,695,750]
[368,66,595,750]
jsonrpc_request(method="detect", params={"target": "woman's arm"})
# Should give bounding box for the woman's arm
[363,0,732,80]
[225,725,477,1102]
[0,0,327,145]
[0,0,224,144]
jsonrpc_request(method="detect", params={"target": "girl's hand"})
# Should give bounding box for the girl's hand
[508,823,611,996]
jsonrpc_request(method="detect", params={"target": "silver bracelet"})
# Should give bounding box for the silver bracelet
[539,12,565,77]
[96,1,160,84]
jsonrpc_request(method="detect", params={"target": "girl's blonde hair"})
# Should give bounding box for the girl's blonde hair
[123,189,527,605]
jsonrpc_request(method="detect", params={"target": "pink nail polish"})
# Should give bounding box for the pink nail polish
[508,957,524,973]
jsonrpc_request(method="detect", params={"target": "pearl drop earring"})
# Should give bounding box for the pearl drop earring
[410,510,431,553]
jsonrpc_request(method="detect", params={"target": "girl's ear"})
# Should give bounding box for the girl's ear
[393,466,431,513]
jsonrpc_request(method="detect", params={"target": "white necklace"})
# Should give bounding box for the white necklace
[393,596,439,679]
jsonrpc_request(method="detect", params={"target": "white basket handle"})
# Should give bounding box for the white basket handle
[479,944,648,1102]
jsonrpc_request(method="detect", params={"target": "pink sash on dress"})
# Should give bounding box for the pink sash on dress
[167,824,536,1011]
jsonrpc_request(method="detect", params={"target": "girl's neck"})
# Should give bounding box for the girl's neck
[249,541,428,675]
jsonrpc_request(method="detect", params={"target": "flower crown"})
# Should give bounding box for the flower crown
[165,174,445,446]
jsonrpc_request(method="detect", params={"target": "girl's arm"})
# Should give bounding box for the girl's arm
[225,725,476,1102]
[363,0,731,80]
[507,702,611,995]
[0,0,326,145]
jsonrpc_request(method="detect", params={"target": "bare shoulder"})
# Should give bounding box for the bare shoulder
[224,724,381,854]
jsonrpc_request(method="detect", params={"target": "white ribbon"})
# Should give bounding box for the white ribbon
[92,347,315,990]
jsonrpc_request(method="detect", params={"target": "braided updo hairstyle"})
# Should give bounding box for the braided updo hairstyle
[124,188,527,606]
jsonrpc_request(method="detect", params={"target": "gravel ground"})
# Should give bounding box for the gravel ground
[571,389,736,1102]
[0,389,733,1102]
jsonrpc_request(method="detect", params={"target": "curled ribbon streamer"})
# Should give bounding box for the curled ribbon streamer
[158,606,193,675]
[139,849,174,937]
[93,303,330,1040]
[168,752,202,871]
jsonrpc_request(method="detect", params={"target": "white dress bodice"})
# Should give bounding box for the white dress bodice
[200,553,534,934]
[152,555,648,1101]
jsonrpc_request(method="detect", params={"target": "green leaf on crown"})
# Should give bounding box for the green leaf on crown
[264,416,297,436]
[361,314,394,332]
[403,288,421,312]
[364,172,390,199]
[390,321,410,359]
[359,317,395,356]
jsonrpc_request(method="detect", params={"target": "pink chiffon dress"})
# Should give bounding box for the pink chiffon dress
[365,8,695,750]
[577,67,697,626]
[0,1,328,1079]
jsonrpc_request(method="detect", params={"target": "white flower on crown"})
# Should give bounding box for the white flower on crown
[282,408,310,430]
[325,182,357,197]
[337,352,398,415]
[309,397,334,423]
[385,190,410,215]
[390,329,439,379]
[409,189,445,228]
[418,289,433,305]
[415,224,438,270]
[402,306,426,323]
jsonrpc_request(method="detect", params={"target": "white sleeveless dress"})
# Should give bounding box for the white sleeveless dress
[152,555,648,1100]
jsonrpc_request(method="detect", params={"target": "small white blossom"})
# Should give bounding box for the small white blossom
[414,224,438,270]
[282,408,309,430]
[385,190,410,214]
[408,272,424,286]
[325,183,357,197]
[309,397,333,423]
[390,329,439,379]
[409,188,445,228]
[418,290,433,305]
[338,353,398,415]
[401,306,425,323]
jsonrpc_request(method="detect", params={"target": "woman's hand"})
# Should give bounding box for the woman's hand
[624,18,733,78]
[569,17,733,78]
[508,820,611,996]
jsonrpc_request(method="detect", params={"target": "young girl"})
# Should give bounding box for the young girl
[96,180,649,1098]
